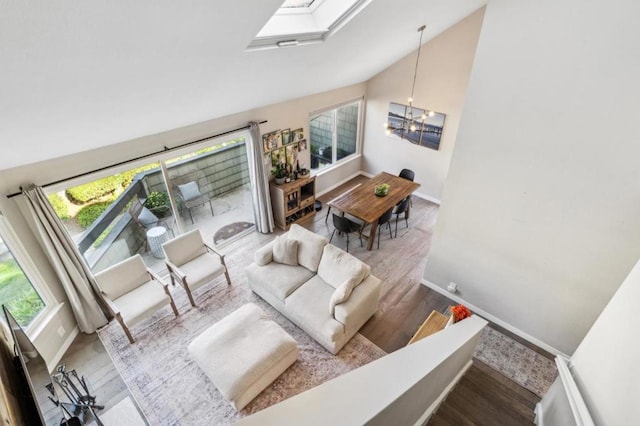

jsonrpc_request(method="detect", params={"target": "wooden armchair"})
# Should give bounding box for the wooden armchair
[94,254,178,343]
[162,229,231,307]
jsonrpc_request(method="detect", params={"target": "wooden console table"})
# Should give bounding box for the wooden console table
[407,310,450,345]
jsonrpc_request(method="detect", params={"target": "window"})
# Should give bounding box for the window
[310,100,361,170]
[0,216,53,328]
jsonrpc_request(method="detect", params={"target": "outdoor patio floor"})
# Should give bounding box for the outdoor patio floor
[140,184,255,274]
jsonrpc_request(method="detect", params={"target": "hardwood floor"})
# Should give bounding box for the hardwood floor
[47,174,549,425]
[428,361,539,425]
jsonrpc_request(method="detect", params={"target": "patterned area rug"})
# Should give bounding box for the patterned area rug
[474,326,557,397]
[97,263,385,425]
[213,222,254,244]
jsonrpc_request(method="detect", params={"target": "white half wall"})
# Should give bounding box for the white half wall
[424,0,640,355]
[568,259,640,424]
[362,8,484,202]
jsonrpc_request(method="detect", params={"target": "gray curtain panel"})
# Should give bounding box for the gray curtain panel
[22,185,109,333]
[248,122,275,233]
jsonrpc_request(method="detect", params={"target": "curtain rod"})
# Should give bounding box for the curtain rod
[6,120,267,199]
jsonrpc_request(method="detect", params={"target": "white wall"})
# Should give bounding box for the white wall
[0,83,366,365]
[362,9,484,203]
[424,0,640,355]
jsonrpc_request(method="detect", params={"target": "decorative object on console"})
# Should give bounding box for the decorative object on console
[271,163,286,185]
[451,304,472,323]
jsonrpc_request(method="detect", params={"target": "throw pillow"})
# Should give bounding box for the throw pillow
[272,235,299,266]
[137,206,158,228]
[178,181,202,201]
[329,276,361,315]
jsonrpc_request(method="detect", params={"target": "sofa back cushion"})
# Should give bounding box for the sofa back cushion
[272,235,299,266]
[287,224,328,272]
[317,244,370,289]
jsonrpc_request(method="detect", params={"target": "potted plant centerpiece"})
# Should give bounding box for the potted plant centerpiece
[271,163,287,185]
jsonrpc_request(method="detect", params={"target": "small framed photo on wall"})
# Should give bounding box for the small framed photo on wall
[292,128,304,142]
[281,128,291,145]
[271,147,285,167]
[298,139,307,152]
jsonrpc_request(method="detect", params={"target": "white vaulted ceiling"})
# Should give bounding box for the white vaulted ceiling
[0,0,485,170]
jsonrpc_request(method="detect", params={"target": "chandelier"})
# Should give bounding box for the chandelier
[385,24,435,136]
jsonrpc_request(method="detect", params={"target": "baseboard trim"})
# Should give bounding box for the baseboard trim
[534,402,544,425]
[46,326,79,373]
[414,359,473,425]
[421,279,569,358]
[412,191,441,205]
[316,171,368,198]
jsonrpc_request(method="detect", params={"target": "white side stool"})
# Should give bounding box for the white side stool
[146,226,168,258]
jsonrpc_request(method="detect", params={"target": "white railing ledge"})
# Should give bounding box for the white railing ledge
[556,356,595,426]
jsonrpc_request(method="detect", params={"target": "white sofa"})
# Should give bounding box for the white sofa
[245,224,381,354]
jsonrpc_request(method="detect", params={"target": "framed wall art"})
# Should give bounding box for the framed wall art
[385,102,446,150]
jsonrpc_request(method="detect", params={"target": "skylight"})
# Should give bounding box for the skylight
[281,0,316,8]
[247,0,371,51]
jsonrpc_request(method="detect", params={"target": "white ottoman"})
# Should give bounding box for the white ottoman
[188,303,298,411]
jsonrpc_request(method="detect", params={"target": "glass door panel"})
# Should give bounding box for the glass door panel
[164,137,255,247]
[48,162,175,274]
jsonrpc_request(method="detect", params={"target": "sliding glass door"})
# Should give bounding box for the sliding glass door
[47,134,255,274]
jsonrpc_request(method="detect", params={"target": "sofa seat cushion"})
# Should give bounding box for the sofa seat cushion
[179,252,226,291]
[116,281,170,326]
[287,224,328,272]
[248,263,314,302]
[285,275,344,343]
[317,244,370,289]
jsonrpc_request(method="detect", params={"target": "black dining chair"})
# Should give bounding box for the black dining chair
[330,214,363,253]
[399,168,415,181]
[393,197,411,238]
[376,207,394,249]
[398,168,415,207]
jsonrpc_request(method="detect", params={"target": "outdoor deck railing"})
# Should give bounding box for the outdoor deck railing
[77,142,250,270]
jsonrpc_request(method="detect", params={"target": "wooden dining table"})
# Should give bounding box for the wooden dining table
[327,172,420,250]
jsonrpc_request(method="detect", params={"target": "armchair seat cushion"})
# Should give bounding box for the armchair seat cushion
[115,281,170,326]
[179,252,226,291]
